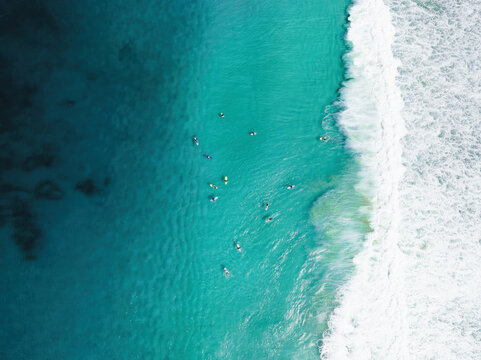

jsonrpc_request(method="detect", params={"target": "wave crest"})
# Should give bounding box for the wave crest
[320,0,407,358]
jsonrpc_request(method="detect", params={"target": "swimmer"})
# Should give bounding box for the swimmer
[193,136,199,146]
[210,196,218,202]
[235,243,242,252]
[223,267,230,276]
[249,131,257,136]
[286,185,295,189]
[265,202,269,211]
[224,176,228,185]
[209,184,218,189]
[219,112,225,118]
[319,136,329,142]
[265,217,273,223]
[204,154,213,159]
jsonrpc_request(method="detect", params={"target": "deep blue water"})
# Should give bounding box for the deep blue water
[0,1,364,358]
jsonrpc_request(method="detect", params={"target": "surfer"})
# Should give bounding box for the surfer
[224,176,228,185]
[265,202,269,211]
[235,243,242,252]
[204,154,213,159]
[223,267,230,276]
[209,184,218,189]
[193,136,199,146]
[219,112,225,118]
[319,136,329,142]
[249,131,257,136]
[210,196,218,202]
[265,217,273,223]
[286,185,295,189]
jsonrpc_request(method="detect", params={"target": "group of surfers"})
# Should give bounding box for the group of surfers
[193,112,327,277]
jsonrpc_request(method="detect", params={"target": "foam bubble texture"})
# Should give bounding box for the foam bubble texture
[390,0,481,358]
[322,0,481,359]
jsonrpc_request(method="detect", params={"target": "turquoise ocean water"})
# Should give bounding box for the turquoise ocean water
[0,0,367,358]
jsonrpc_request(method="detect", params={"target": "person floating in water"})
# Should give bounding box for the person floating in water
[223,267,230,276]
[224,176,228,185]
[286,185,295,189]
[219,112,225,118]
[319,136,329,142]
[265,217,273,223]
[249,131,257,136]
[193,136,199,146]
[235,242,242,252]
[210,196,218,202]
[209,184,218,189]
[265,202,269,211]
[204,154,213,159]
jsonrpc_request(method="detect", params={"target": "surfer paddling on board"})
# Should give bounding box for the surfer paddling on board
[223,266,230,277]
[286,184,295,190]
[204,154,213,159]
[265,202,269,211]
[209,184,218,189]
[210,196,218,202]
[319,136,329,142]
[219,112,225,118]
[193,136,199,146]
[235,242,242,252]
[249,131,257,136]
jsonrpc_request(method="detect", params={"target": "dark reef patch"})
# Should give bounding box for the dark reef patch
[10,198,41,260]
[75,177,110,196]
[0,0,120,261]
[34,180,64,200]
[0,0,70,260]
[75,179,97,196]
[57,99,76,107]
[23,153,55,171]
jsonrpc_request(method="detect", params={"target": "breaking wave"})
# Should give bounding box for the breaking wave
[322,0,481,358]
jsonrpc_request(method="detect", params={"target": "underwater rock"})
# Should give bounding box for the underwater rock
[57,99,75,107]
[10,198,40,260]
[34,180,63,200]
[75,179,97,196]
[23,153,54,171]
[75,177,110,196]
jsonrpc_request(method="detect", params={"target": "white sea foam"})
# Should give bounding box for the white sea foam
[320,0,408,357]
[388,0,481,358]
[321,0,481,358]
